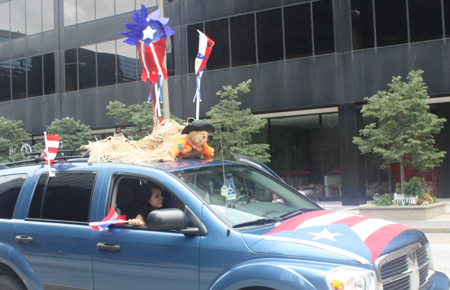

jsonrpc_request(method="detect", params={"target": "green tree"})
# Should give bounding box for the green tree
[0,117,30,163]
[353,70,446,193]
[106,101,184,140]
[205,79,270,163]
[34,117,93,152]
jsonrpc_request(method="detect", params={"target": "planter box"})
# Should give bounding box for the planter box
[358,202,447,221]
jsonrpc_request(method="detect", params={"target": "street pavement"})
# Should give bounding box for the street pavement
[317,198,450,279]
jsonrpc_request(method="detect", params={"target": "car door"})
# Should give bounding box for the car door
[12,170,97,290]
[92,171,201,290]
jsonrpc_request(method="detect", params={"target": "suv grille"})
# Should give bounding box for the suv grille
[375,238,433,290]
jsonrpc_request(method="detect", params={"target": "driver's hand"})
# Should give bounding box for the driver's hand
[128,219,145,226]
[250,198,257,203]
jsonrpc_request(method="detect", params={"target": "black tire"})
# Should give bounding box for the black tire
[0,274,27,290]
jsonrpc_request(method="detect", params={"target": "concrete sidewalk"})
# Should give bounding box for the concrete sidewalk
[317,198,450,233]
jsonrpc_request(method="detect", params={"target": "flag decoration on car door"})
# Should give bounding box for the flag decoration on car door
[121,5,175,125]
[44,133,60,165]
[90,206,127,231]
[264,210,412,264]
[193,30,214,120]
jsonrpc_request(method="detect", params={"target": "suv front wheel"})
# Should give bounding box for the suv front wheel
[0,274,27,290]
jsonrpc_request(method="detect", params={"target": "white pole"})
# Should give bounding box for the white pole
[157,0,170,120]
[196,78,201,120]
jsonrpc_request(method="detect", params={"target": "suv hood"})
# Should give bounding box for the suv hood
[242,210,426,265]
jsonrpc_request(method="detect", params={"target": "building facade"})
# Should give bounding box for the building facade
[1,0,450,204]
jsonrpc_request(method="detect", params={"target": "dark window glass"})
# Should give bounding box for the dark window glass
[11,59,27,100]
[256,9,283,63]
[136,0,156,9]
[321,114,340,179]
[0,62,11,102]
[26,0,42,35]
[187,23,204,74]
[313,0,335,55]
[116,0,135,14]
[166,35,175,76]
[205,18,230,70]
[44,53,55,95]
[445,0,450,38]
[64,0,77,26]
[284,3,313,59]
[96,0,114,19]
[230,14,256,67]
[97,41,116,87]
[78,44,97,90]
[42,0,55,31]
[28,173,96,222]
[27,55,43,98]
[11,0,26,38]
[0,2,10,42]
[351,0,375,49]
[0,174,27,219]
[77,0,95,23]
[375,0,408,46]
[116,39,138,83]
[65,48,78,91]
[409,0,443,42]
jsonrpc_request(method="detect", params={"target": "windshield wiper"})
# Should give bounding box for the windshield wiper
[233,218,278,228]
[276,209,305,220]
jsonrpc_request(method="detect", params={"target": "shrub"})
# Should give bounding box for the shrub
[372,193,394,206]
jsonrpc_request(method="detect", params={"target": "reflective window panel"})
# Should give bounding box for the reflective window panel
[77,0,95,24]
[284,3,313,59]
[351,0,375,50]
[187,23,204,74]
[409,0,443,42]
[64,0,77,26]
[445,0,450,38]
[0,62,11,102]
[166,35,175,76]
[43,53,55,95]
[256,9,283,63]
[205,18,230,70]
[65,48,78,92]
[116,39,138,83]
[312,0,335,55]
[11,0,26,38]
[136,0,157,9]
[0,2,10,42]
[230,14,256,67]
[11,59,27,100]
[26,0,42,35]
[116,0,135,14]
[27,55,43,98]
[97,40,117,87]
[43,0,55,31]
[78,44,97,89]
[96,0,115,20]
[375,0,408,46]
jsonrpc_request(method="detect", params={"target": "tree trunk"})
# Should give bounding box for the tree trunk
[400,164,405,193]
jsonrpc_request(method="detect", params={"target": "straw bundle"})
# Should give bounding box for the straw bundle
[82,119,185,165]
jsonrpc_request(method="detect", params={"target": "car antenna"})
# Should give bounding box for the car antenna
[218,120,231,236]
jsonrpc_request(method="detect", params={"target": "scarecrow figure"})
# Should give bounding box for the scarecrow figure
[162,120,215,161]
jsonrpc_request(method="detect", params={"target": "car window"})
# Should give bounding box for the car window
[28,172,96,223]
[0,174,27,219]
[171,165,321,226]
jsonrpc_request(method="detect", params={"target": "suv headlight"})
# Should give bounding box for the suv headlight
[326,268,380,290]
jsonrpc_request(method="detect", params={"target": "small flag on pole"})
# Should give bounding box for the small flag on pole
[44,132,60,177]
[194,30,214,120]
[90,206,127,231]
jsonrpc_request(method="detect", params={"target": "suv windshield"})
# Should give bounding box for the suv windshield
[171,165,321,227]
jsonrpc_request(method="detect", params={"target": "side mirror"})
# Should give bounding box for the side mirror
[147,208,187,231]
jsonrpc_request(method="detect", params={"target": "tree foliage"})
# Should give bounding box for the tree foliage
[353,70,446,190]
[106,101,184,140]
[34,117,93,152]
[205,79,270,163]
[0,117,30,163]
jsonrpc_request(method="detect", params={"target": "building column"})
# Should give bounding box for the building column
[339,103,366,205]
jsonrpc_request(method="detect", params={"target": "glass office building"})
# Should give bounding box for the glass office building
[1,0,450,204]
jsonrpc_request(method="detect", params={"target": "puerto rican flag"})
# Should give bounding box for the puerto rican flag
[90,206,126,231]
[44,134,60,165]
[195,30,214,79]
[264,210,412,264]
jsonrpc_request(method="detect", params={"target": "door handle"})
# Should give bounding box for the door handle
[97,242,121,252]
[15,235,33,244]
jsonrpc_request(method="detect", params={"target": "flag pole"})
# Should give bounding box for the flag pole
[157,0,170,120]
[43,132,55,177]
[196,77,201,120]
